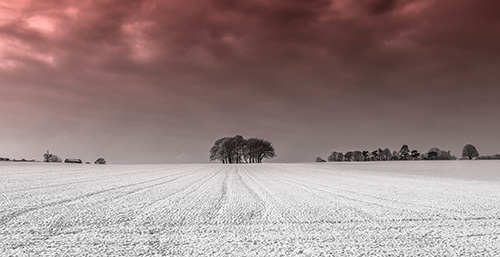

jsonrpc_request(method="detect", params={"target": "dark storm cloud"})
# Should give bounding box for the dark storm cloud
[1,0,500,163]
[366,0,398,15]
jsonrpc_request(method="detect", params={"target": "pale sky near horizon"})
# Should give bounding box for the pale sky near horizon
[1,0,499,163]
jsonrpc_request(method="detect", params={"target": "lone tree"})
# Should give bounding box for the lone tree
[210,135,276,164]
[462,144,479,160]
[43,150,62,163]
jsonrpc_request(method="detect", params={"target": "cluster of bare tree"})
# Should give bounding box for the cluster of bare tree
[210,135,276,164]
[321,144,461,162]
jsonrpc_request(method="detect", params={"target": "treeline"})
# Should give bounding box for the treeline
[43,150,106,164]
[210,135,276,164]
[477,154,500,160]
[318,144,500,162]
[1,151,107,164]
[0,157,36,162]
[318,144,463,162]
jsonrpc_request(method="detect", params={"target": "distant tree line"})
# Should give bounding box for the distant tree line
[210,135,276,163]
[317,144,490,162]
[477,154,500,160]
[43,150,106,164]
[0,157,35,162]
[463,144,500,160]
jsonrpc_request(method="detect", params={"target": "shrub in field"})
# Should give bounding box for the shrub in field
[477,154,500,160]
[95,158,107,165]
[315,157,326,162]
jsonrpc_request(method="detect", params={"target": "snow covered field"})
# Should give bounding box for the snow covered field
[1,161,499,256]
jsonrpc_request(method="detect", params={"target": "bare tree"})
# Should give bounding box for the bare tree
[344,151,353,162]
[383,148,392,161]
[353,151,363,162]
[392,150,399,160]
[398,145,410,160]
[43,150,62,163]
[210,137,231,163]
[254,139,276,163]
[410,150,420,160]
[328,151,344,162]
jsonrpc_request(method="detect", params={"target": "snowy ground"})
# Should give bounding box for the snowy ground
[1,161,499,256]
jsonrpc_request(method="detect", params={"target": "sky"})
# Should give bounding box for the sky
[1,0,500,164]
